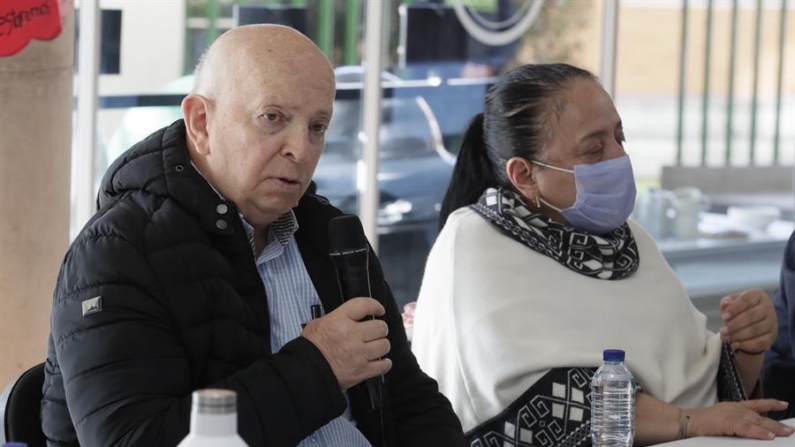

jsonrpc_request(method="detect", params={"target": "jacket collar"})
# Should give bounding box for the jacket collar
[98,119,237,236]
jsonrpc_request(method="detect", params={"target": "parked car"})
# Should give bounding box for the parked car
[318,98,453,233]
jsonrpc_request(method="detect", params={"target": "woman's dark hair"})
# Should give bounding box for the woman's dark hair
[438,63,597,230]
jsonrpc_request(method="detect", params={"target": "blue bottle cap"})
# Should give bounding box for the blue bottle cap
[603,349,625,361]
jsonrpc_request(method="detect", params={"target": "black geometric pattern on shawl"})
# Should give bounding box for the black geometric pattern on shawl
[470,188,639,280]
[466,367,595,447]
[465,350,747,447]
[465,346,744,447]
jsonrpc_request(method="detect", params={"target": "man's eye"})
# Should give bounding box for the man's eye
[311,124,328,133]
[264,113,280,122]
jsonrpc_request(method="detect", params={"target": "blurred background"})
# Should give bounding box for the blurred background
[1,0,793,387]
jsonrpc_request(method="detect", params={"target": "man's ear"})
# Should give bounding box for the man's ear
[182,94,212,155]
[506,157,540,204]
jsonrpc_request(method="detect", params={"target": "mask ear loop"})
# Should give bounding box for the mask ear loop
[531,159,575,174]
[529,160,553,210]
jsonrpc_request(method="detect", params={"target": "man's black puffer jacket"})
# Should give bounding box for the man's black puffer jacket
[42,120,465,447]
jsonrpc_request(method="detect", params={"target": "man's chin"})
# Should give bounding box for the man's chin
[259,195,300,215]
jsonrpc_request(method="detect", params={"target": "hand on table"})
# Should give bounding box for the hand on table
[689,400,794,440]
[302,297,392,390]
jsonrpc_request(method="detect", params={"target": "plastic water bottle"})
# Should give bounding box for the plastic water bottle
[177,389,249,447]
[591,349,636,447]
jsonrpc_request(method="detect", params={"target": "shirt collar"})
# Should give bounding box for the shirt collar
[241,211,298,262]
[241,211,299,248]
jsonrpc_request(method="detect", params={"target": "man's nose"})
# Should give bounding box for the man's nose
[281,125,312,163]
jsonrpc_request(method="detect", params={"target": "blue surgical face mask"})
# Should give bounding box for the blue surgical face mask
[532,155,637,235]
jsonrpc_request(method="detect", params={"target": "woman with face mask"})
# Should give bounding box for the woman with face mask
[410,64,793,445]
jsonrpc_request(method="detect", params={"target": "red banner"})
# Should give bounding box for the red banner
[0,0,63,57]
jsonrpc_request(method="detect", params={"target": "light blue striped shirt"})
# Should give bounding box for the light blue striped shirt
[242,213,372,447]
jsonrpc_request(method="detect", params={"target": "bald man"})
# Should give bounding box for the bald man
[43,25,466,447]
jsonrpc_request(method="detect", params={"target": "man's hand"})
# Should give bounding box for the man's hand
[689,400,794,439]
[301,297,392,390]
[719,289,777,354]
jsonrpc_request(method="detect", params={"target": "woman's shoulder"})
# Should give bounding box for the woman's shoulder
[443,206,497,238]
[435,207,505,255]
[626,218,665,256]
[434,206,540,269]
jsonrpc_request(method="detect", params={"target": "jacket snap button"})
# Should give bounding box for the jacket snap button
[175,164,184,172]
[215,219,228,230]
[216,204,228,215]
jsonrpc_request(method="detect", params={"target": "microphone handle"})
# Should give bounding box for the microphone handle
[338,265,371,301]
[334,258,384,411]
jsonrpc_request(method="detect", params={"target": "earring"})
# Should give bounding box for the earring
[535,195,541,208]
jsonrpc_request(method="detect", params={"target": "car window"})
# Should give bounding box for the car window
[325,96,438,160]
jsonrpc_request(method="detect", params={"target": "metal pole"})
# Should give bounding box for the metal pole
[749,0,763,165]
[725,0,738,165]
[72,0,102,238]
[700,0,714,166]
[207,0,219,46]
[360,0,385,251]
[599,0,619,98]
[676,0,689,166]
[318,0,334,59]
[773,0,788,164]
[345,0,362,65]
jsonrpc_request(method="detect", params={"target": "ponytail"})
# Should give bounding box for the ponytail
[438,113,498,230]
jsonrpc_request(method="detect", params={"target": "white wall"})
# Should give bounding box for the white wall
[94,0,186,145]
[99,0,185,95]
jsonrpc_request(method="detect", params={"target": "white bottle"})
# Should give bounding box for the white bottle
[177,389,249,447]
[591,349,636,447]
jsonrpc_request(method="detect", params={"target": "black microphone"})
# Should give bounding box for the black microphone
[328,215,384,412]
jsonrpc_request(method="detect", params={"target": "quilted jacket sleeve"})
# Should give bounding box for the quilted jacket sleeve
[51,233,346,447]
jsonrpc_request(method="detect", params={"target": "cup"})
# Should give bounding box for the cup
[633,188,675,239]
[671,187,709,240]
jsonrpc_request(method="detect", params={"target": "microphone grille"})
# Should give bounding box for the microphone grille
[328,215,368,254]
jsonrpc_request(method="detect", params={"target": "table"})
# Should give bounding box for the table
[653,419,795,446]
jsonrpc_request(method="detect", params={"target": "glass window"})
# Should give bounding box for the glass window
[616,0,795,330]
[362,0,604,306]
[81,0,606,309]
